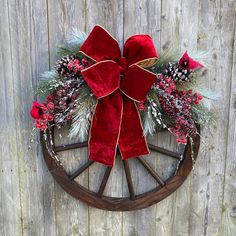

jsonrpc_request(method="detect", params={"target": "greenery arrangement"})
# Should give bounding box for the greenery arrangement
[30,29,216,145]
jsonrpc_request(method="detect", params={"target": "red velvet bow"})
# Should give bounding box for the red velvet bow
[80,25,158,166]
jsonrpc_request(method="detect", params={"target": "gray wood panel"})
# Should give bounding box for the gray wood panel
[0,0,235,235]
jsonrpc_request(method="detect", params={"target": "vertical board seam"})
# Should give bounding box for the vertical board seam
[220,3,236,232]
[46,0,51,69]
[45,1,58,235]
[6,0,24,235]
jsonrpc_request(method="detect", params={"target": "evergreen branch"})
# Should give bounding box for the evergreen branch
[150,44,182,73]
[57,29,87,57]
[190,104,216,126]
[142,108,156,135]
[34,70,64,97]
[69,85,97,141]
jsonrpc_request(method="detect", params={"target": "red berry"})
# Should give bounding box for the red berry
[47,102,54,110]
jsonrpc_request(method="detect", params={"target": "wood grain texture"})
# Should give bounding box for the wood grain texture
[0,1,22,235]
[85,1,124,235]
[220,2,236,235]
[189,1,236,236]
[47,1,89,236]
[3,0,55,236]
[169,1,200,236]
[123,1,162,236]
[1,0,236,235]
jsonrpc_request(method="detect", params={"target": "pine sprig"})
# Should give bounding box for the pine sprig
[142,107,156,135]
[141,91,167,136]
[69,85,97,141]
[190,104,216,126]
[150,44,182,73]
[34,70,64,97]
[57,29,87,57]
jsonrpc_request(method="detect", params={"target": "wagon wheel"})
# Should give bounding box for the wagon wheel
[40,125,200,211]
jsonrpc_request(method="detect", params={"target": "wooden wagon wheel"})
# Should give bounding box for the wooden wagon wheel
[40,125,200,211]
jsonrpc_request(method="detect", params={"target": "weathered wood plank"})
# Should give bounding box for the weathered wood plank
[0,0,235,235]
[167,1,201,236]
[154,135,179,236]
[69,160,94,180]
[189,1,235,236]
[85,1,123,236]
[220,3,236,235]
[97,167,112,197]
[0,1,23,235]
[122,1,162,235]
[47,1,89,236]
[136,157,165,186]
[123,160,135,200]
[5,0,56,235]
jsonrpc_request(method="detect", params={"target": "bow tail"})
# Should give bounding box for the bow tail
[88,89,123,166]
[118,96,150,160]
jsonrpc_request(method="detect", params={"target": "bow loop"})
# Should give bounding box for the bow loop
[123,35,158,67]
[81,61,120,98]
[79,25,158,166]
[80,25,121,62]
[121,65,156,102]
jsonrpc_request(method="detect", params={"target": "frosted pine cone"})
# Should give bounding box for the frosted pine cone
[163,62,193,82]
[55,55,78,77]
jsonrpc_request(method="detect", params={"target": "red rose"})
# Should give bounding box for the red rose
[30,101,46,119]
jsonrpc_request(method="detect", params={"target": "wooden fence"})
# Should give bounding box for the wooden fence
[0,0,235,235]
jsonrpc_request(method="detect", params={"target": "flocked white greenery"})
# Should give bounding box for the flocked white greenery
[69,85,97,141]
[34,29,216,141]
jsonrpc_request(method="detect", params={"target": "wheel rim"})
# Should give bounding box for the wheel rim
[40,125,200,211]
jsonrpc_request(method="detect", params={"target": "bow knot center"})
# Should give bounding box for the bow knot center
[118,57,127,74]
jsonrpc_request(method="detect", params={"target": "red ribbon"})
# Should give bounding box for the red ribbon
[80,25,158,166]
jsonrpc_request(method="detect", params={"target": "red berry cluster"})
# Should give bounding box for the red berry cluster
[30,54,94,131]
[153,74,203,144]
[67,58,93,75]
[137,100,147,111]
[46,78,82,128]
[30,75,84,131]
[30,101,54,131]
[155,74,176,94]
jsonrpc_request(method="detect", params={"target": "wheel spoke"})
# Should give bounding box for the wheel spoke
[123,160,135,200]
[137,157,165,186]
[148,143,180,159]
[69,160,94,180]
[97,167,112,197]
[54,141,88,152]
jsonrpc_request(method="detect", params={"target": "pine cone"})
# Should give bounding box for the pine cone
[163,62,193,82]
[55,55,77,77]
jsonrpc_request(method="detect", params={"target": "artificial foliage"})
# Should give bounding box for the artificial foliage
[30,25,216,167]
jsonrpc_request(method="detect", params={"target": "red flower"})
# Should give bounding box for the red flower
[179,51,203,70]
[30,101,46,119]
